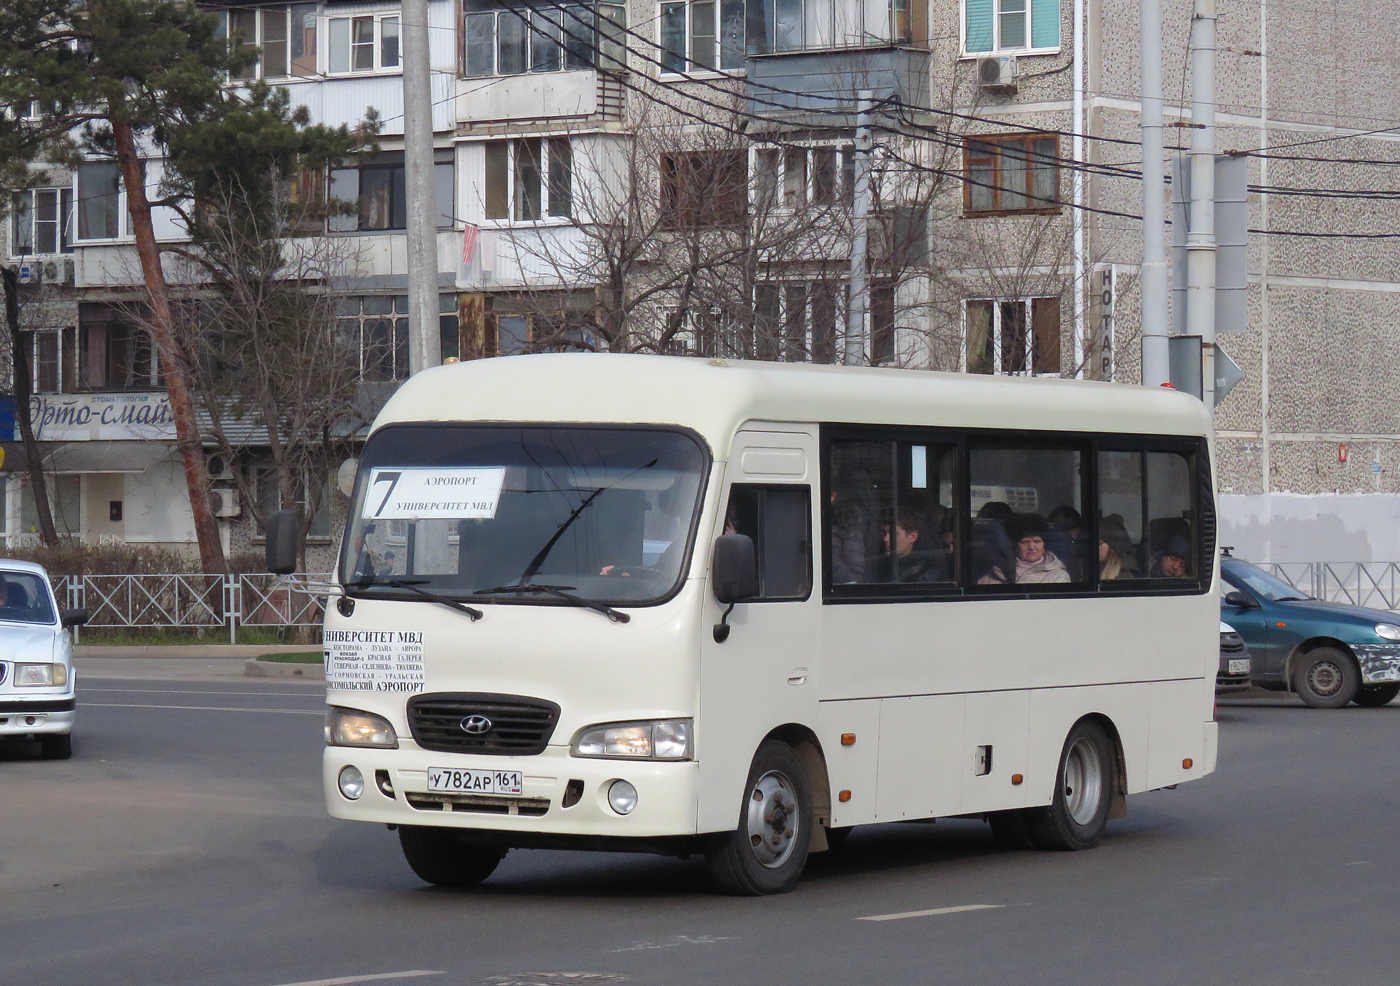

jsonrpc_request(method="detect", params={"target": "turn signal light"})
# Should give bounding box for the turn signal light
[1182,758,1194,769]
[841,733,856,746]
[1011,773,1024,786]
[838,790,852,802]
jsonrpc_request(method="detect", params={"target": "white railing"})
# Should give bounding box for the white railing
[56,573,332,644]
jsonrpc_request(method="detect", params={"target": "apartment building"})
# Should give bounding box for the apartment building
[5,0,1398,562]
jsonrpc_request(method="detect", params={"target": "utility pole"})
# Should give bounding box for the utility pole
[845,90,873,366]
[403,0,441,375]
[1187,0,1217,407]
[1140,0,1169,387]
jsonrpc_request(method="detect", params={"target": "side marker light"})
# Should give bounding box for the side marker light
[1182,758,1194,769]
[1011,773,1024,786]
[838,790,852,802]
[841,733,856,746]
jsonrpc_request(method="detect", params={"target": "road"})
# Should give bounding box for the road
[4,661,1400,986]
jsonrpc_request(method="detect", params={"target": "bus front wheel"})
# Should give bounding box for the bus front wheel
[705,740,813,895]
[1027,720,1113,852]
[398,825,505,888]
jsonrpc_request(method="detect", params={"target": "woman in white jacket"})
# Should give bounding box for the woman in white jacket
[977,514,1071,585]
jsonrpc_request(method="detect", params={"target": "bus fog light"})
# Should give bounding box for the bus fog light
[338,765,365,800]
[608,779,638,815]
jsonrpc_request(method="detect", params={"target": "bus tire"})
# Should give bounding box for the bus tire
[1294,647,1359,709]
[1027,720,1113,852]
[988,809,1035,849]
[705,740,812,895]
[1354,682,1400,707]
[398,826,505,888]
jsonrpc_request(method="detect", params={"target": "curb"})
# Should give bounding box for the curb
[244,658,326,680]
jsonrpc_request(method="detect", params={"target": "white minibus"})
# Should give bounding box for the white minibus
[269,354,1218,895]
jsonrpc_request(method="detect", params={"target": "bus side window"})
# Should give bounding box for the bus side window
[1097,447,1198,583]
[725,485,812,601]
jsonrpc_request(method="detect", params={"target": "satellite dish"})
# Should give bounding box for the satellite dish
[337,458,358,497]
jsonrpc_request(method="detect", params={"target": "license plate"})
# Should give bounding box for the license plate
[1228,659,1251,675]
[427,767,523,796]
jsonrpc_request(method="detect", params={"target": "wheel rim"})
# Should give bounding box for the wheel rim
[745,769,799,869]
[1307,660,1344,697]
[1062,737,1104,826]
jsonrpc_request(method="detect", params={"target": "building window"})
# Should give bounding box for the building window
[256,468,331,538]
[78,304,160,391]
[227,4,318,80]
[328,11,400,74]
[659,0,746,72]
[463,1,625,77]
[484,139,572,222]
[964,0,1059,53]
[337,296,410,382]
[10,188,73,256]
[964,134,1058,215]
[754,0,913,53]
[965,297,1060,376]
[76,161,129,241]
[329,154,454,232]
[660,150,747,228]
[753,146,854,210]
[24,328,77,393]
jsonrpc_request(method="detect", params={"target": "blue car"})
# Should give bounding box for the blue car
[1220,554,1400,708]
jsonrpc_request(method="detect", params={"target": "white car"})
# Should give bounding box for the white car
[0,560,87,759]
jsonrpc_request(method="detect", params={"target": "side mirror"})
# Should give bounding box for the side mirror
[712,534,757,644]
[1223,590,1255,609]
[265,509,299,574]
[713,534,758,603]
[60,608,88,628]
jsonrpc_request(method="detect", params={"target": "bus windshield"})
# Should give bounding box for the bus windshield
[342,425,709,606]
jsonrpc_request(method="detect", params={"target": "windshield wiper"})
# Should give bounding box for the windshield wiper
[351,577,483,621]
[475,583,630,624]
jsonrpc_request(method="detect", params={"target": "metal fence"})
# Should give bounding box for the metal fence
[56,573,332,643]
[1262,563,1400,612]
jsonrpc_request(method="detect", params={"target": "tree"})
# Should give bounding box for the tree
[0,0,255,573]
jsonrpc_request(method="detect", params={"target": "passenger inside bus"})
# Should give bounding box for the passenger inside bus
[977,514,1071,585]
[867,509,947,583]
[1150,536,1192,578]
[1098,513,1134,579]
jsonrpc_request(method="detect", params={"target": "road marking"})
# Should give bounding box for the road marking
[269,971,444,986]
[855,904,1005,922]
[84,702,323,716]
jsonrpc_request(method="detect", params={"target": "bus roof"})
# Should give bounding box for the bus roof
[373,354,1213,448]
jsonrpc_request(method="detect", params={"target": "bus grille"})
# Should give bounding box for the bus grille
[406,792,551,816]
[406,692,561,755]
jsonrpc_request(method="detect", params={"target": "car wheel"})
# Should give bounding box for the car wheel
[1026,720,1114,851]
[39,733,72,760]
[704,739,812,895]
[1293,647,1360,709]
[398,826,505,887]
[1353,682,1400,707]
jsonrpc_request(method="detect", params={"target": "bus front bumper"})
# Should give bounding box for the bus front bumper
[323,745,703,841]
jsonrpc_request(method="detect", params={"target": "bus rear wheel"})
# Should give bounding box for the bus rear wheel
[1354,682,1400,707]
[1027,720,1113,852]
[398,826,505,888]
[705,740,812,895]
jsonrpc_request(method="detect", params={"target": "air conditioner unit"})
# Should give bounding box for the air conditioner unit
[976,54,1018,95]
[41,257,73,286]
[207,454,235,482]
[15,262,39,285]
[210,487,241,519]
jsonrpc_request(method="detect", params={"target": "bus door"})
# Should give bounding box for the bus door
[696,428,821,834]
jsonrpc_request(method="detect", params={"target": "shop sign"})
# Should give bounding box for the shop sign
[30,393,176,441]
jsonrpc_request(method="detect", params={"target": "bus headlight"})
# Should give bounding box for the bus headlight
[1376,623,1400,641]
[14,663,65,687]
[326,707,399,749]
[571,719,692,760]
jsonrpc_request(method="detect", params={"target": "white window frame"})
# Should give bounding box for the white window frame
[960,0,1060,57]
[962,297,1061,376]
[750,144,855,212]
[225,4,319,81]
[482,138,573,226]
[658,0,747,75]
[326,11,401,76]
[74,161,134,243]
[10,187,74,257]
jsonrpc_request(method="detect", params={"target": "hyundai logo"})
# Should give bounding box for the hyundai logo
[460,715,493,735]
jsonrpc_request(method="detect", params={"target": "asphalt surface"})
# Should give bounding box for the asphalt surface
[4,661,1400,986]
